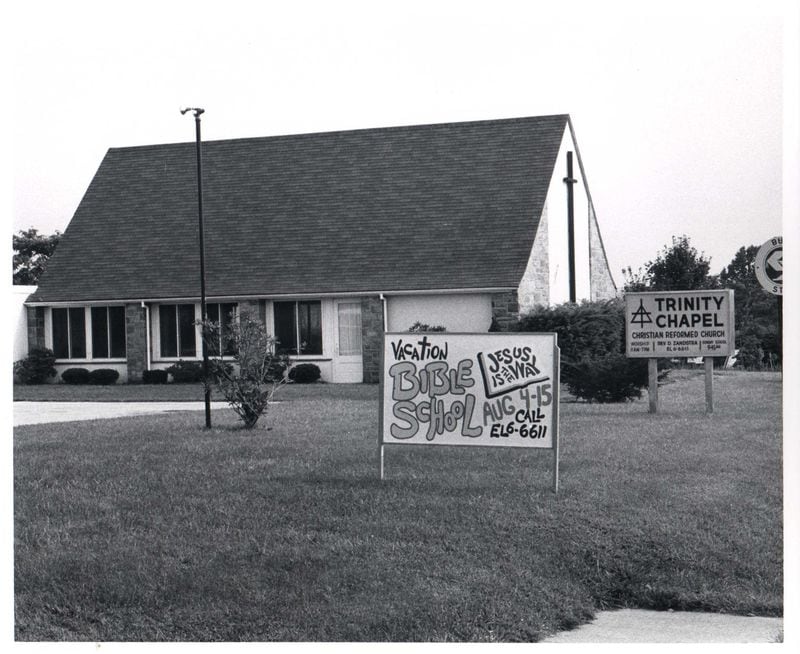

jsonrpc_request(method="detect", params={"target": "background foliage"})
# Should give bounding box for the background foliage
[622,235,715,292]
[718,245,781,369]
[13,228,61,285]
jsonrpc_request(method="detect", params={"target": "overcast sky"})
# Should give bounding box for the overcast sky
[8,0,796,282]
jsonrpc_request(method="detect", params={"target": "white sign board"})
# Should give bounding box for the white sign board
[625,289,735,358]
[381,332,559,449]
[754,236,782,296]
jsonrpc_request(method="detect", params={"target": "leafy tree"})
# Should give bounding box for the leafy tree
[620,265,649,292]
[719,245,781,368]
[719,245,759,285]
[623,235,717,292]
[13,228,61,285]
[201,306,290,428]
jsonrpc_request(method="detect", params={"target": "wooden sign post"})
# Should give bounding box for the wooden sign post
[625,290,735,414]
[648,358,658,414]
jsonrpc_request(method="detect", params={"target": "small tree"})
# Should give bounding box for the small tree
[200,306,290,428]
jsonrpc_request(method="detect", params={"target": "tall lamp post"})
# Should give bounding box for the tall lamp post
[181,107,212,428]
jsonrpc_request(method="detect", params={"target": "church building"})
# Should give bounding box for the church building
[25,114,616,383]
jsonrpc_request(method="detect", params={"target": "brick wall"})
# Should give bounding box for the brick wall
[360,296,384,383]
[588,204,618,300]
[490,291,519,331]
[125,303,148,382]
[26,306,46,350]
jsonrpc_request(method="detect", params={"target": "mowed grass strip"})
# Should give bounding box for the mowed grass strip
[14,371,782,641]
[12,380,376,403]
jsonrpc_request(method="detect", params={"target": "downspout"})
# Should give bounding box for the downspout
[379,293,388,332]
[141,301,151,371]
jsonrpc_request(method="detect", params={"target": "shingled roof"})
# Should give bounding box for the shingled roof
[29,114,570,303]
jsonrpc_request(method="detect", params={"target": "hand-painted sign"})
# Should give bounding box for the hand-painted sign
[381,333,559,449]
[625,289,735,358]
[754,236,782,296]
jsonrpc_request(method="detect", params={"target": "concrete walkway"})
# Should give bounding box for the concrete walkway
[541,608,783,643]
[13,401,230,426]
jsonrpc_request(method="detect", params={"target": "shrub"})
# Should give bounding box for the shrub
[200,307,290,428]
[511,299,652,403]
[142,369,168,384]
[13,347,57,385]
[408,322,446,332]
[734,334,766,370]
[61,368,91,385]
[564,353,648,403]
[166,360,204,383]
[288,363,322,384]
[514,299,625,358]
[89,368,120,385]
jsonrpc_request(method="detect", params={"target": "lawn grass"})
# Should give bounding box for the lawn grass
[12,380,375,403]
[13,370,782,641]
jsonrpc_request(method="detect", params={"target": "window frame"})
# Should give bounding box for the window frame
[48,305,127,362]
[91,305,127,359]
[272,300,323,357]
[156,303,199,360]
[206,302,239,357]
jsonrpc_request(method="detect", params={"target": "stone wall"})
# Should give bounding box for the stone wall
[238,299,266,325]
[360,296,384,383]
[588,204,618,300]
[517,202,550,314]
[26,306,46,350]
[125,303,148,382]
[490,291,519,331]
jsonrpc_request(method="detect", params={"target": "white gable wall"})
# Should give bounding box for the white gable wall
[517,125,594,314]
[386,294,493,332]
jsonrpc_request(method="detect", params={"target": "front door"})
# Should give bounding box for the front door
[332,300,363,383]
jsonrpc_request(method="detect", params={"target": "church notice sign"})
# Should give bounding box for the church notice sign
[625,289,735,358]
[381,333,560,449]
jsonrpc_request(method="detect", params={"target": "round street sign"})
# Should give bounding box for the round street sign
[754,236,782,295]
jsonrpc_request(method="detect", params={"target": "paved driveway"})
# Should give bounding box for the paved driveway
[13,401,230,426]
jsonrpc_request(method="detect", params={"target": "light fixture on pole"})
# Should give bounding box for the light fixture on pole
[180,106,211,428]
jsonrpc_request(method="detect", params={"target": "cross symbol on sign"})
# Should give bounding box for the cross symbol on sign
[630,299,653,327]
